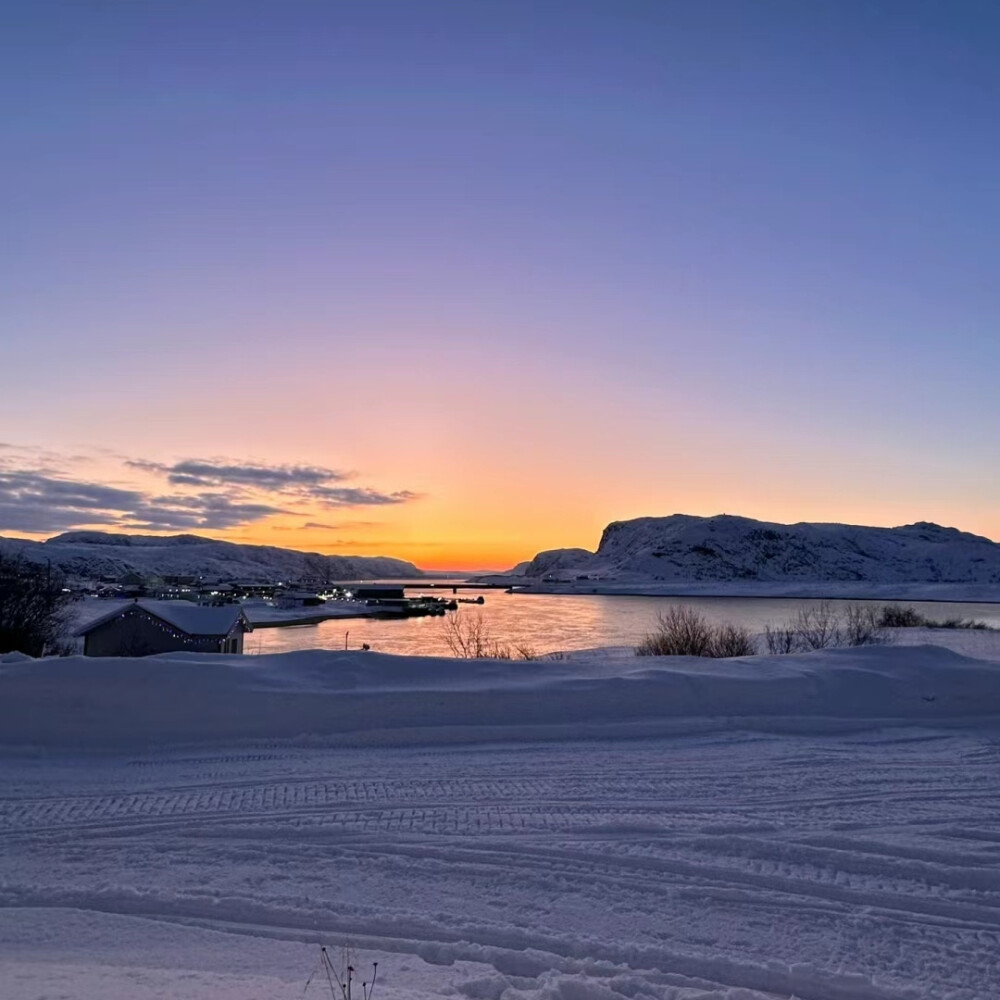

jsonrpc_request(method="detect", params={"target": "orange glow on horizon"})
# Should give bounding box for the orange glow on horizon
[4,422,1000,575]
[10,497,1000,576]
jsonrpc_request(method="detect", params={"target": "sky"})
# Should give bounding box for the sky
[1,0,999,570]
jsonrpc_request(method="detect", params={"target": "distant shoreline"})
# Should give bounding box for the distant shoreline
[484,580,1000,605]
[246,609,378,628]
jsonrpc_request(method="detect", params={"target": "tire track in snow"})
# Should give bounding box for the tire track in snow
[3,733,1000,997]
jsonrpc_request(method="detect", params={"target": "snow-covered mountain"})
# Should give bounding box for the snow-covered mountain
[0,531,422,582]
[514,514,1000,584]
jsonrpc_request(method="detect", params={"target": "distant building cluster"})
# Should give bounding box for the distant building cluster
[67,573,456,657]
[85,571,336,606]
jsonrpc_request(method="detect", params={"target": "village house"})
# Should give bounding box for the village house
[74,600,253,657]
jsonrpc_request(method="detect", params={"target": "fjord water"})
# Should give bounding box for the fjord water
[249,589,1000,657]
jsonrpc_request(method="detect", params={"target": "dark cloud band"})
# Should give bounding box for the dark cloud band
[127,459,350,489]
[0,456,420,535]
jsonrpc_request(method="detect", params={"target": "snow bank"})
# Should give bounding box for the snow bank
[2,643,999,750]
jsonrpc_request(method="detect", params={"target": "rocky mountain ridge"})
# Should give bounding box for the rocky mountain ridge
[515,514,1000,585]
[0,531,422,582]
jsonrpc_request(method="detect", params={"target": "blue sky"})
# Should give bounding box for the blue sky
[1,1,998,566]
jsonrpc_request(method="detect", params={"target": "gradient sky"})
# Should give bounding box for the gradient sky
[2,1,999,569]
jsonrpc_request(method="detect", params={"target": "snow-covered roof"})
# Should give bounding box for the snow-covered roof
[74,600,252,637]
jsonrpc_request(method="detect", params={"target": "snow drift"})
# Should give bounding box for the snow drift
[3,643,999,750]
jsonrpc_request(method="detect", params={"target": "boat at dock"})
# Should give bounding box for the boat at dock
[364,595,457,617]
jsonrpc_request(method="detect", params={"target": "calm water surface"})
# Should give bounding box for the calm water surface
[249,589,1000,657]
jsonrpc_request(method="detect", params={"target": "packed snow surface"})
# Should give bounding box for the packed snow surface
[3,644,1000,998]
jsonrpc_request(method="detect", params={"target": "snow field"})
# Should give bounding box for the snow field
[2,644,1000,997]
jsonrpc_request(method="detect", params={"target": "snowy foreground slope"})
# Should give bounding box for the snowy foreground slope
[500,514,1000,598]
[3,645,1000,999]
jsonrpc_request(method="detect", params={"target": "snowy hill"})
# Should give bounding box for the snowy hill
[0,530,422,582]
[510,514,1000,588]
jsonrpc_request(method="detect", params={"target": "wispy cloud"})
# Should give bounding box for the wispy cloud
[0,451,421,537]
[0,470,143,510]
[125,493,291,531]
[308,486,421,508]
[132,457,422,511]
[311,538,447,550]
[0,443,91,472]
[127,459,351,489]
[0,468,290,534]
[0,500,122,534]
[302,520,379,530]
[0,469,144,532]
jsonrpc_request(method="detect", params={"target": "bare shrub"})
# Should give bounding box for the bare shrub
[710,623,756,658]
[878,604,926,628]
[843,604,889,646]
[636,606,753,658]
[764,602,894,654]
[443,611,493,657]
[763,622,798,654]
[636,606,715,656]
[442,611,535,659]
[927,616,992,630]
[793,602,844,650]
[872,603,994,632]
